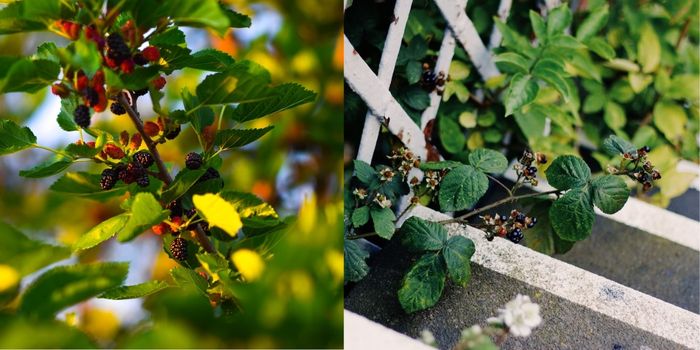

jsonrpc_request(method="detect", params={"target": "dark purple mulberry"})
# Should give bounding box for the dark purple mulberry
[100,168,117,190]
[133,150,154,168]
[170,237,188,261]
[185,152,203,170]
[74,105,91,128]
[110,101,126,115]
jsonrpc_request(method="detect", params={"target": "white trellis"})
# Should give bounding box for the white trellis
[345,0,511,219]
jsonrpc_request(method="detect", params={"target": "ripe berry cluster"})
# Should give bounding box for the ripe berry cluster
[420,63,446,94]
[480,209,537,243]
[99,150,154,190]
[608,146,661,192]
[170,237,188,261]
[513,150,546,186]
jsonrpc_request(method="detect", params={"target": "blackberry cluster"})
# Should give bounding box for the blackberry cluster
[73,105,91,128]
[100,168,117,190]
[106,33,131,63]
[170,237,188,261]
[166,200,183,217]
[110,101,126,115]
[513,150,546,186]
[185,152,203,170]
[612,146,661,192]
[133,150,154,168]
[480,209,537,243]
[113,162,149,187]
[420,63,446,94]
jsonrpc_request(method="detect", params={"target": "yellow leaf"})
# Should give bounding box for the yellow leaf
[325,250,344,283]
[638,22,660,73]
[231,249,264,282]
[297,194,317,234]
[193,194,242,237]
[0,264,19,293]
[80,308,120,341]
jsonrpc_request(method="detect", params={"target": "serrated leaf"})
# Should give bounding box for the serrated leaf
[351,206,370,228]
[550,188,595,241]
[601,135,636,156]
[419,161,463,170]
[344,239,370,283]
[468,148,508,174]
[370,206,396,239]
[215,126,273,149]
[438,165,489,211]
[19,157,72,178]
[353,160,377,184]
[194,61,274,108]
[160,168,206,204]
[117,193,170,242]
[20,262,128,317]
[504,73,539,116]
[576,5,609,41]
[219,190,277,219]
[50,172,129,201]
[73,214,129,251]
[545,155,591,190]
[0,0,75,34]
[398,253,446,313]
[57,35,101,77]
[493,19,537,58]
[130,0,229,35]
[187,49,235,71]
[532,60,571,102]
[170,266,208,296]
[149,27,186,46]
[99,280,169,300]
[57,97,79,131]
[0,58,60,93]
[406,60,422,84]
[400,217,447,252]
[193,193,243,237]
[442,235,474,286]
[591,175,629,214]
[223,8,251,28]
[0,119,37,155]
[0,221,70,276]
[439,117,465,154]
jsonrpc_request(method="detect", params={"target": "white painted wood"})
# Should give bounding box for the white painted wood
[405,205,700,349]
[345,36,428,161]
[345,310,435,350]
[433,0,500,80]
[677,159,700,191]
[503,160,700,251]
[356,0,413,164]
[487,0,513,50]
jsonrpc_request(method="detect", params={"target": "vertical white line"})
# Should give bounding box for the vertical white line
[487,0,513,50]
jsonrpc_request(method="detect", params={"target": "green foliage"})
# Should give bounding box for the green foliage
[344,239,370,283]
[0,221,71,276]
[398,253,446,313]
[438,165,489,211]
[0,119,37,155]
[99,280,170,300]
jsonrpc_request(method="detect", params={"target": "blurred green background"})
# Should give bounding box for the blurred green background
[0,0,344,347]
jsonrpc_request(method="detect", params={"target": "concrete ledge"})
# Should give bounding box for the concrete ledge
[344,310,433,350]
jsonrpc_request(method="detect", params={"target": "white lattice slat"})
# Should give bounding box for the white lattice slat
[433,0,500,80]
[344,36,428,161]
[487,0,513,50]
[357,0,414,164]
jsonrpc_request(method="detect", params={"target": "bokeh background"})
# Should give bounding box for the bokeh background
[0,0,343,347]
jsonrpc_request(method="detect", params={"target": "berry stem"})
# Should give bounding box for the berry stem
[486,174,513,197]
[118,92,215,254]
[439,189,561,225]
[348,232,381,240]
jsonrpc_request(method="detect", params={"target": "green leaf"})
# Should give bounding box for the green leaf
[666,74,700,102]
[583,92,606,113]
[532,60,570,102]
[591,175,630,214]
[149,27,186,46]
[0,0,75,34]
[398,253,446,313]
[73,214,129,251]
[215,126,273,149]
[493,19,537,58]
[0,119,37,155]
[400,217,447,252]
[398,36,428,63]
[401,86,430,110]
[406,60,422,84]
[229,83,316,123]
[160,168,206,204]
[194,61,274,107]
[99,280,169,300]
[103,66,160,90]
[504,73,539,116]
[419,160,463,170]
[546,5,572,36]
[0,58,60,93]
[442,235,475,286]
[222,8,251,28]
[529,10,547,41]
[601,135,636,156]
[576,5,609,41]
[131,0,230,35]
[442,80,470,103]
[185,49,235,71]
[0,317,93,348]
[351,206,370,228]
[439,117,465,154]
[57,97,79,131]
[545,155,591,190]
[653,100,687,142]
[548,35,584,49]
[20,262,128,317]
[219,190,277,219]
[344,239,370,283]
[448,60,470,81]
[117,193,170,242]
[439,165,489,211]
[57,35,101,77]
[603,101,626,131]
[50,172,129,201]
[0,221,70,276]
[493,52,530,74]
[370,206,396,239]
[638,22,660,73]
[468,148,508,174]
[19,157,72,178]
[170,266,208,296]
[353,160,377,185]
[585,37,615,60]
[550,188,595,241]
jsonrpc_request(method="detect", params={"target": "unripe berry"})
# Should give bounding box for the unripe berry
[152,76,166,90]
[94,93,108,113]
[104,144,125,159]
[120,59,135,74]
[51,83,70,98]
[151,222,169,236]
[129,133,142,150]
[143,121,160,137]
[142,46,161,62]
[76,73,89,91]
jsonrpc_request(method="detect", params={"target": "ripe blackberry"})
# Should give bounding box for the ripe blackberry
[136,173,150,187]
[515,213,526,224]
[110,101,126,115]
[133,53,148,66]
[170,237,188,261]
[74,105,91,128]
[200,167,220,182]
[164,124,181,140]
[85,88,99,106]
[527,217,537,228]
[528,166,537,174]
[133,150,154,168]
[165,201,183,217]
[507,228,523,243]
[106,33,130,62]
[185,152,203,170]
[100,168,117,190]
[120,162,144,184]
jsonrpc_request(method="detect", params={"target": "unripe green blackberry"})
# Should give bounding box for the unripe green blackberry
[100,168,117,190]
[133,150,154,168]
[170,237,188,261]
[110,101,126,115]
[74,105,91,128]
[185,152,203,170]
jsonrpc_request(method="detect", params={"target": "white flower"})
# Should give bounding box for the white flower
[374,194,392,208]
[419,329,436,346]
[379,167,395,182]
[352,188,367,199]
[496,294,542,337]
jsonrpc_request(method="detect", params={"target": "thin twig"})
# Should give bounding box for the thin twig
[486,174,512,197]
[439,189,561,224]
[348,232,382,240]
